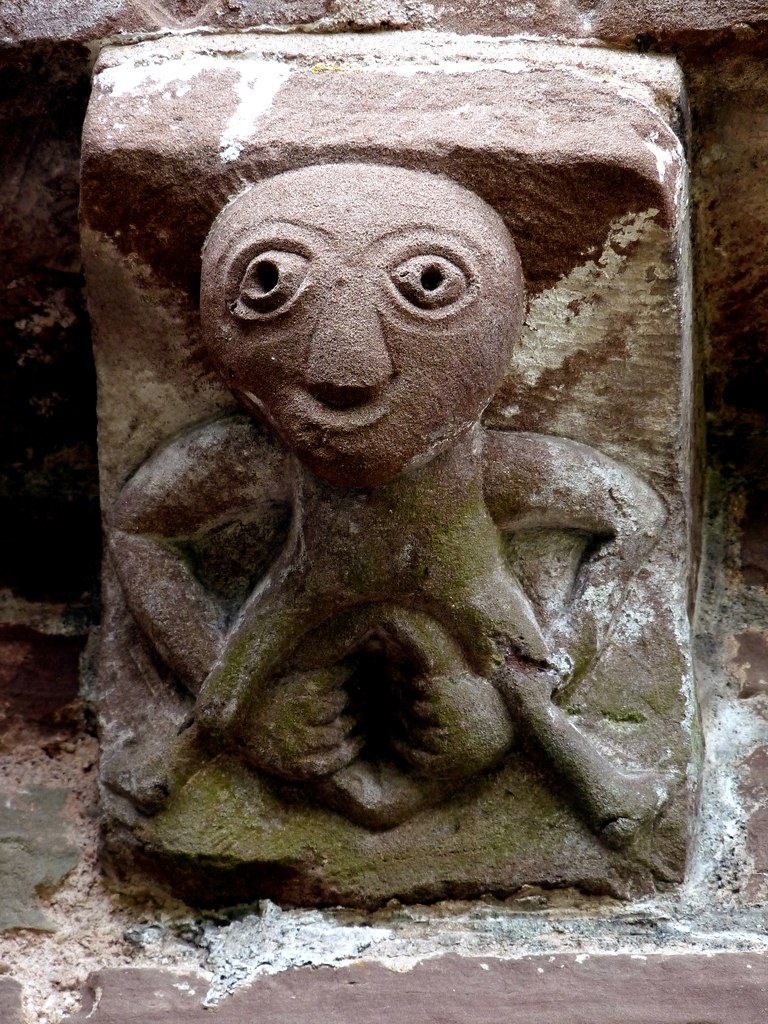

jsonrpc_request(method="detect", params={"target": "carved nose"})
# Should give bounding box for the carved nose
[305,301,393,409]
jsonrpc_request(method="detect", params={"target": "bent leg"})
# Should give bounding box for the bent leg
[497,659,668,847]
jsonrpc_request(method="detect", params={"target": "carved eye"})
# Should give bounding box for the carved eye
[232,250,309,318]
[390,255,469,310]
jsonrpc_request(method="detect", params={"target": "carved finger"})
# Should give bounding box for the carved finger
[395,674,433,699]
[392,704,422,746]
[393,715,449,755]
[391,737,447,776]
[310,688,350,725]
[391,735,423,768]
[395,699,450,748]
[306,735,365,776]
[306,663,356,693]
[410,698,443,725]
[308,716,358,751]
[336,712,358,737]
[414,725,450,754]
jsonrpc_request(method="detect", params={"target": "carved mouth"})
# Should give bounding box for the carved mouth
[242,388,390,434]
[297,390,390,432]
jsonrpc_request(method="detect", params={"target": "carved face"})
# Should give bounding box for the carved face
[201,164,524,487]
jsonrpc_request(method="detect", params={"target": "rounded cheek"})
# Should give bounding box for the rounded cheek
[220,331,293,395]
[402,326,501,402]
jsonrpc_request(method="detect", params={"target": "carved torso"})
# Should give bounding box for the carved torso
[107,163,669,840]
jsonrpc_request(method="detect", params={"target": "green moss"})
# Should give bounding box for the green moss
[135,435,693,905]
[146,751,625,906]
[600,709,647,724]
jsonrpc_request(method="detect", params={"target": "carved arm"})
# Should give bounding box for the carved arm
[484,431,670,841]
[483,430,667,675]
[107,414,291,695]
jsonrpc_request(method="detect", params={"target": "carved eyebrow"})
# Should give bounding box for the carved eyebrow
[251,219,336,243]
[224,219,335,253]
[368,223,480,257]
[364,227,481,290]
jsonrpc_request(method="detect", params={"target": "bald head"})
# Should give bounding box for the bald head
[201,164,525,487]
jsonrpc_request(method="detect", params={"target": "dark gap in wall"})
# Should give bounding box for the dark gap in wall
[0,41,99,612]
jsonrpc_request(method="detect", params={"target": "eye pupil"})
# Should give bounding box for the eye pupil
[255,260,279,293]
[420,266,443,291]
[391,255,469,311]
[233,249,309,319]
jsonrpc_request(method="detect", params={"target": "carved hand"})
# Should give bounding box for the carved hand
[391,671,515,780]
[236,664,364,781]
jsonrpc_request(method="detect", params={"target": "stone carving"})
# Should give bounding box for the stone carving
[106,164,668,851]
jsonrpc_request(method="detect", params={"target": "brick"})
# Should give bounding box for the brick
[0,626,82,735]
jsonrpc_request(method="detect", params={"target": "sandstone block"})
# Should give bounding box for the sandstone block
[0,0,329,42]
[432,1,768,44]
[0,978,22,1024]
[82,34,697,906]
[63,955,768,1023]
[0,786,78,931]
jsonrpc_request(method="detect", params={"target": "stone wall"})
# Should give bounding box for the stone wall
[1,3,768,1021]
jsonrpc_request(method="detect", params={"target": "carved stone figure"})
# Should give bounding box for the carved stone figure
[105,164,668,851]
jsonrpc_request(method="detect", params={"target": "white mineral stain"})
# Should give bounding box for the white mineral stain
[645,131,678,184]
[685,697,768,904]
[219,58,292,163]
[509,208,662,390]
[97,50,291,164]
[202,901,392,1006]
[97,51,224,99]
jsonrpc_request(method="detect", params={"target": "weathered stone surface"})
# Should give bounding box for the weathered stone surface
[0,0,330,41]
[0,626,82,737]
[0,978,22,1024]
[742,746,768,856]
[0,786,79,931]
[738,745,768,901]
[82,35,687,301]
[83,34,696,907]
[0,2,165,42]
[3,0,767,43]
[675,37,768,920]
[732,631,768,699]
[741,491,768,589]
[691,40,768,620]
[695,47,768,479]
[433,1,768,45]
[64,955,768,1023]
[594,2,768,47]
[189,0,330,30]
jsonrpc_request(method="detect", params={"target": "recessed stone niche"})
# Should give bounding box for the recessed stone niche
[81,34,697,907]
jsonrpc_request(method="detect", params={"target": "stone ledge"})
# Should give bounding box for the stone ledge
[3,0,768,48]
[62,954,768,1023]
